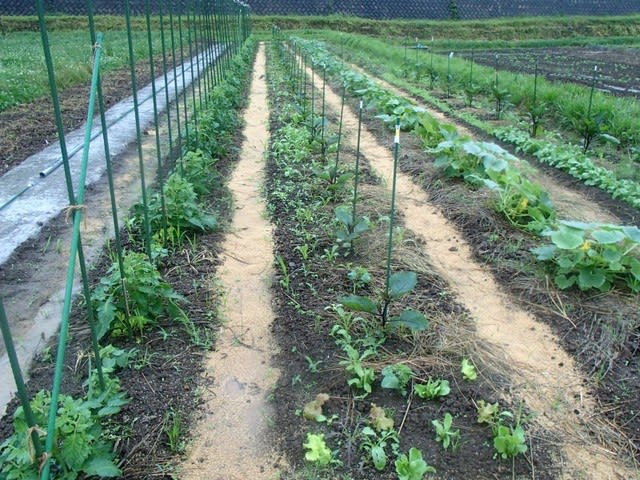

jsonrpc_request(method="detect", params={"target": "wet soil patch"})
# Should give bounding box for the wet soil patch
[457,46,640,98]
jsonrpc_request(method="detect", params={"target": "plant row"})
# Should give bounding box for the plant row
[329,32,640,150]
[0,38,257,480]
[320,33,640,201]
[291,37,640,293]
[267,37,533,479]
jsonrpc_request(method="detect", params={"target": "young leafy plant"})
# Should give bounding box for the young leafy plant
[138,172,218,237]
[432,412,461,451]
[395,447,436,480]
[493,424,528,459]
[347,266,372,293]
[483,166,556,233]
[461,358,478,381]
[414,377,450,400]
[492,85,510,119]
[526,101,547,138]
[303,433,333,466]
[532,221,640,292]
[338,271,428,331]
[381,363,414,396]
[360,426,400,471]
[339,344,377,397]
[91,250,186,339]
[0,390,121,479]
[334,205,370,253]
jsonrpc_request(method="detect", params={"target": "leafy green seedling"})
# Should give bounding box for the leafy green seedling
[432,413,461,451]
[339,271,428,331]
[91,251,186,340]
[340,345,376,397]
[395,447,436,480]
[303,433,332,466]
[414,378,450,400]
[360,426,399,471]
[493,424,528,459]
[335,205,370,253]
[0,390,122,479]
[347,266,372,293]
[305,355,323,373]
[369,403,394,431]
[475,399,500,424]
[461,358,477,381]
[381,363,414,396]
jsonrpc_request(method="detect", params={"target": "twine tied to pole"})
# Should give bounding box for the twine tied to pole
[63,204,87,229]
[38,451,50,475]
[25,425,46,464]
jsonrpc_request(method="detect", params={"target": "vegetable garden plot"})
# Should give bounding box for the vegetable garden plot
[265,43,551,479]
[320,33,640,204]
[461,46,640,98]
[0,4,255,474]
[286,36,640,473]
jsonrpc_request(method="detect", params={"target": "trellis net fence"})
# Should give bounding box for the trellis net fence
[2,0,640,17]
[0,0,250,478]
[249,0,637,19]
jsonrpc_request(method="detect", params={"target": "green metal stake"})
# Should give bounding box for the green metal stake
[124,0,152,259]
[384,119,401,302]
[332,83,346,179]
[351,99,364,231]
[587,64,598,118]
[321,65,327,155]
[0,299,43,460]
[37,0,106,393]
[310,61,315,139]
[145,0,168,245]
[303,54,308,116]
[41,33,105,480]
[178,10,192,146]
[447,51,453,98]
[429,36,435,89]
[191,3,205,111]
[533,56,539,106]
[186,4,200,143]
[168,6,184,167]
[159,1,175,165]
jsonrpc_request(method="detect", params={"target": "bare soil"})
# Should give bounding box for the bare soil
[458,46,640,97]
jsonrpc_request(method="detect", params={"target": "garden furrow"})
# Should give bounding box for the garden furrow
[344,61,623,226]
[311,64,637,479]
[180,43,282,479]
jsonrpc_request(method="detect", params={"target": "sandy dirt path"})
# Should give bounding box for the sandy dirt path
[180,44,282,479]
[308,62,637,479]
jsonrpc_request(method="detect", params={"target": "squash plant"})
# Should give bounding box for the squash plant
[532,220,640,291]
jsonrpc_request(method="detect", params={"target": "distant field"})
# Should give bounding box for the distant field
[0,29,165,111]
